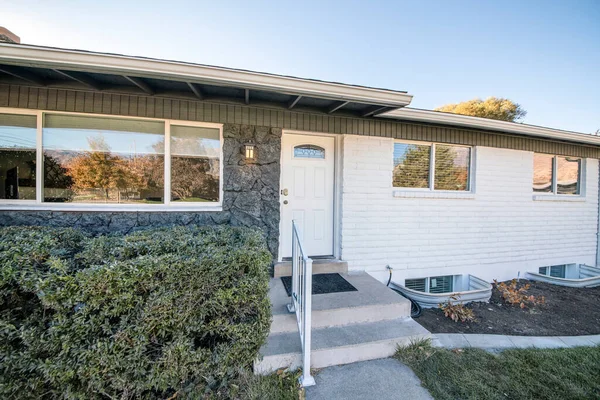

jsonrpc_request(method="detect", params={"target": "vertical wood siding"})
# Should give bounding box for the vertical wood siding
[1,84,598,158]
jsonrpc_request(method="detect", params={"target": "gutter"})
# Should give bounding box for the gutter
[0,43,413,107]
[380,107,600,147]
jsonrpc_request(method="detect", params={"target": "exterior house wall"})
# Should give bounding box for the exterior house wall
[340,134,599,283]
[1,84,599,158]
[1,85,600,268]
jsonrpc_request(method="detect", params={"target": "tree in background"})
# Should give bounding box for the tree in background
[393,145,468,190]
[433,146,469,190]
[169,136,219,201]
[435,97,527,122]
[43,153,74,202]
[393,144,430,188]
[68,136,141,201]
[129,137,219,202]
[170,157,219,201]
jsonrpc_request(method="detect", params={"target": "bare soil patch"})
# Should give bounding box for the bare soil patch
[416,280,600,336]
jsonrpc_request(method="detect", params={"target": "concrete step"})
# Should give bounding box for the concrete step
[274,260,348,278]
[254,317,430,374]
[269,273,411,334]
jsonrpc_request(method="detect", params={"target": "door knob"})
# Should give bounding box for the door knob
[283,200,288,205]
[281,188,289,196]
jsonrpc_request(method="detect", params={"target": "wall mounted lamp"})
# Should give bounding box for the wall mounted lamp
[242,141,257,161]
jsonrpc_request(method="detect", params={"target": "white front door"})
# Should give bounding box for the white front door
[280,133,335,258]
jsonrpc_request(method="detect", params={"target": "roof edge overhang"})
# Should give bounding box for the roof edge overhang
[380,107,600,147]
[0,43,413,108]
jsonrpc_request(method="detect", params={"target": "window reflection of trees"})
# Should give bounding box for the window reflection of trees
[44,135,164,204]
[393,144,470,191]
[393,144,430,188]
[170,134,219,202]
[43,134,219,204]
[434,145,470,191]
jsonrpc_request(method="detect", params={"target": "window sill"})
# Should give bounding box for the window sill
[393,190,475,200]
[532,195,585,202]
[0,203,223,212]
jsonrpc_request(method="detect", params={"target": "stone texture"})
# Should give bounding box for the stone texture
[0,124,282,258]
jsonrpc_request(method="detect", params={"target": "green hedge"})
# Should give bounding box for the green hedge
[0,225,272,399]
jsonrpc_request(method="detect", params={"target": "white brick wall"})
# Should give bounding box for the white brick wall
[340,135,599,284]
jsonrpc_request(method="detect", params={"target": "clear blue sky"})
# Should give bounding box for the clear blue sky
[4,0,599,133]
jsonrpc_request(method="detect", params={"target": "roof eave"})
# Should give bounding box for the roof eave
[0,43,413,108]
[380,108,600,147]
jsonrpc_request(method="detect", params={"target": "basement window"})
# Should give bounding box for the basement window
[405,275,454,293]
[538,265,566,278]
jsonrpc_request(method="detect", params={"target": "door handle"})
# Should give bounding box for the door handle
[281,188,289,196]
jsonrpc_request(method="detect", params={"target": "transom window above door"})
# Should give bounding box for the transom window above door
[293,144,325,159]
[393,141,471,191]
[0,110,223,210]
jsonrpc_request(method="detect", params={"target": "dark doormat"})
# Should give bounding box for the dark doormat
[281,273,358,296]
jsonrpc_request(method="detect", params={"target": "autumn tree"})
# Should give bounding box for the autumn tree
[128,137,219,202]
[68,136,141,201]
[435,97,527,122]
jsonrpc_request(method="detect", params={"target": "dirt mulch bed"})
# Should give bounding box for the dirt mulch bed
[416,279,600,336]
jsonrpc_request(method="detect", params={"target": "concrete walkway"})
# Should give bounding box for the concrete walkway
[432,333,600,350]
[305,358,433,400]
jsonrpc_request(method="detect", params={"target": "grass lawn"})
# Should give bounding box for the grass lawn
[396,340,600,400]
[223,369,303,400]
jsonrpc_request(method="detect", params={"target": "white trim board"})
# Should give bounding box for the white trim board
[381,108,600,147]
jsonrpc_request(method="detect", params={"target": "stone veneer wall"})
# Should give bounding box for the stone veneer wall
[0,124,282,257]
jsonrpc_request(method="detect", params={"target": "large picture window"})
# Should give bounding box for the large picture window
[43,115,165,204]
[0,111,222,208]
[533,153,581,195]
[393,141,471,191]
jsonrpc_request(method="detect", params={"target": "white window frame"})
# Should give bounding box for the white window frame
[0,107,224,212]
[532,153,584,198]
[405,275,455,293]
[538,265,567,278]
[392,140,475,194]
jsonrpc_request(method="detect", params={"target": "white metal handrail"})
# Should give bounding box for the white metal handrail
[286,220,315,387]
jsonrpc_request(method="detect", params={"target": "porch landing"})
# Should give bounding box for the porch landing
[273,259,348,278]
[255,272,430,374]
